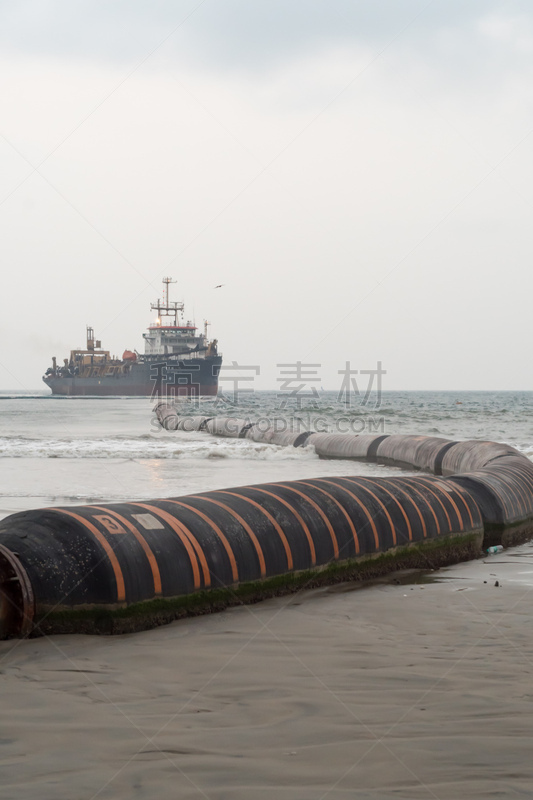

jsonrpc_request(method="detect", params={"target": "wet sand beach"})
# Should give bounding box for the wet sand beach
[2,545,533,800]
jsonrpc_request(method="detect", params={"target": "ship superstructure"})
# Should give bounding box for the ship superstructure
[43,278,221,396]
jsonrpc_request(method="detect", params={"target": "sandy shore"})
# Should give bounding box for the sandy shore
[1,544,533,800]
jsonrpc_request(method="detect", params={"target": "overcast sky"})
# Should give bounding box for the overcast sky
[1,0,532,391]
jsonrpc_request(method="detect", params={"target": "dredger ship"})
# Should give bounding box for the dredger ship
[43,278,222,397]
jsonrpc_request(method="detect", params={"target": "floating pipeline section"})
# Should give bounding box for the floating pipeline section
[0,408,531,638]
[156,408,533,539]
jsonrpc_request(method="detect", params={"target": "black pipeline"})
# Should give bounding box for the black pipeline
[158,409,533,534]
[0,472,483,638]
[1,409,532,638]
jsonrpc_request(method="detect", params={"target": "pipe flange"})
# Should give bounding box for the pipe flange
[0,543,34,638]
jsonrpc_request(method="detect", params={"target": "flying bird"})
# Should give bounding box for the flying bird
[213,284,225,289]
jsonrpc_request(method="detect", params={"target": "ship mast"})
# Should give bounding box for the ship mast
[151,277,183,327]
[163,277,174,307]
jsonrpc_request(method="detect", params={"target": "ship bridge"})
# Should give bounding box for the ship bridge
[142,279,209,358]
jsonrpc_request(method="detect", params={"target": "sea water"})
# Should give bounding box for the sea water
[1,390,532,520]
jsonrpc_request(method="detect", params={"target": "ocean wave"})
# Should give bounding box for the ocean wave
[0,436,319,461]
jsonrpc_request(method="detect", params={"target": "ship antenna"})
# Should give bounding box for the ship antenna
[162,276,177,324]
[163,277,176,306]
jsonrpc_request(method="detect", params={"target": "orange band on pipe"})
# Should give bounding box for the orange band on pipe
[296,480,359,554]
[132,503,204,589]
[51,509,126,603]
[164,500,239,583]
[446,483,478,527]
[380,478,427,540]
[314,479,379,550]
[90,507,162,596]
[193,495,267,579]
[402,479,453,532]
[273,484,339,559]
[338,478,397,547]
[251,487,317,566]
[395,480,440,536]
[219,491,294,571]
[416,478,465,531]
[353,477,412,543]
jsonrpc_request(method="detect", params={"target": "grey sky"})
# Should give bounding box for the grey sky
[1,0,532,390]
[0,2,522,65]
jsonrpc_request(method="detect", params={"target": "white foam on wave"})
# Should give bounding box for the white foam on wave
[0,436,319,461]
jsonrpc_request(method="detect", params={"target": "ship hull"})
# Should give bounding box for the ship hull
[43,356,222,397]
